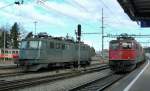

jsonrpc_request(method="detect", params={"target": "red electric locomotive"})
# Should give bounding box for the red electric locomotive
[109,34,145,72]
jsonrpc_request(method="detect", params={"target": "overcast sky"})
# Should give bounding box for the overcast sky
[0,0,150,51]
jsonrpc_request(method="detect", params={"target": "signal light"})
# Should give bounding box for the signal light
[77,24,81,36]
[14,1,20,5]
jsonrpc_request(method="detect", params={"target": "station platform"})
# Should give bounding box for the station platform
[105,60,150,91]
[127,60,150,91]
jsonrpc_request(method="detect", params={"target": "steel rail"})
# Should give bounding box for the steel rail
[0,64,107,78]
[69,74,125,91]
[0,72,25,78]
[96,75,125,91]
[0,65,109,91]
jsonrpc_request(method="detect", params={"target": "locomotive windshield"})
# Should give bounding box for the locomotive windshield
[20,41,27,49]
[121,42,132,49]
[20,41,41,49]
[110,42,119,50]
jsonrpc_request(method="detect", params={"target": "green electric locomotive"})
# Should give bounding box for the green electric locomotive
[16,33,95,71]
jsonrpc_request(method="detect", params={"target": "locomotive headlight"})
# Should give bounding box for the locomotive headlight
[128,57,130,59]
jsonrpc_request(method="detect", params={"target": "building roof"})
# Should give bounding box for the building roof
[118,0,150,21]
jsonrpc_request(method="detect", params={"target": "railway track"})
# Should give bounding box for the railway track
[0,64,107,78]
[0,72,26,78]
[0,66,17,69]
[69,61,146,91]
[0,65,109,91]
[69,73,126,91]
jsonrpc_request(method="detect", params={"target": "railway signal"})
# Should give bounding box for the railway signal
[77,24,81,41]
[77,24,81,37]
[76,24,82,69]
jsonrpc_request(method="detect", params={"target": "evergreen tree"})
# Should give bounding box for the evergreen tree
[10,22,20,49]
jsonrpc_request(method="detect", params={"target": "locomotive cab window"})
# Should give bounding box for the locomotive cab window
[20,41,28,49]
[20,41,41,49]
[110,42,119,50]
[29,41,40,49]
[122,42,132,49]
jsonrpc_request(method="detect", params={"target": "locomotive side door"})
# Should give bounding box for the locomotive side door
[62,42,74,62]
[47,40,63,63]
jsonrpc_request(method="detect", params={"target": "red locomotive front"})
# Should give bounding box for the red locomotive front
[109,34,145,72]
[109,41,136,61]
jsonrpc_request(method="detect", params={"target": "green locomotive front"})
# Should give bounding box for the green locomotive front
[17,33,95,71]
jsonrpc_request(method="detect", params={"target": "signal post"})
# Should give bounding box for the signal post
[77,24,81,69]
